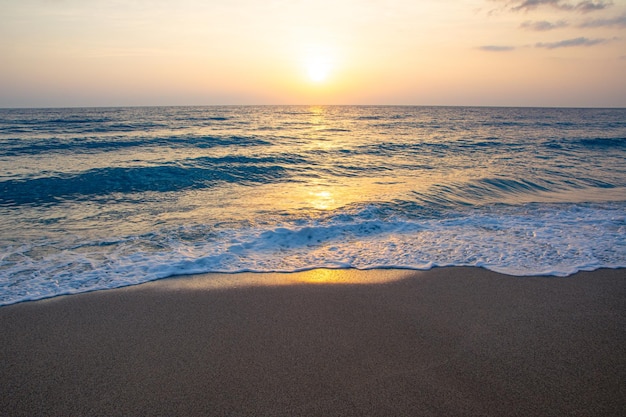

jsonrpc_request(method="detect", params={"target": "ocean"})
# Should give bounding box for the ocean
[0,105,625,305]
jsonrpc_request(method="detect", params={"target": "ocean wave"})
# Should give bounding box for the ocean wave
[0,155,298,206]
[545,137,626,150]
[577,137,626,149]
[0,134,272,157]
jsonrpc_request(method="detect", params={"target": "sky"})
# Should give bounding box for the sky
[1,0,625,107]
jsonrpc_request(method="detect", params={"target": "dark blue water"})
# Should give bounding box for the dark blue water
[1,106,625,304]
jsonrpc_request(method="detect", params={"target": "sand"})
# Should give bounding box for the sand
[1,267,624,416]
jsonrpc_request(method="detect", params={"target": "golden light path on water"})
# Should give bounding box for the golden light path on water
[154,104,617,232]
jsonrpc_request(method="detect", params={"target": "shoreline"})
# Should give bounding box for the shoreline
[1,267,624,416]
[5,265,626,307]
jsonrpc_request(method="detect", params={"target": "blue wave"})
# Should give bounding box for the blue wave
[0,155,298,206]
[577,137,626,149]
[407,176,621,210]
[545,137,626,150]
[0,135,272,157]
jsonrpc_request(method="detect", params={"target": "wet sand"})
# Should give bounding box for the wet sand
[1,267,624,416]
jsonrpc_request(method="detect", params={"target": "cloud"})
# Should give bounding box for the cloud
[501,0,613,13]
[510,0,562,12]
[478,45,516,51]
[520,20,569,30]
[535,36,609,48]
[579,14,626,28]
[574,0,613,12]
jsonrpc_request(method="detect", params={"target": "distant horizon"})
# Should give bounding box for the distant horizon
[2,103,626,110]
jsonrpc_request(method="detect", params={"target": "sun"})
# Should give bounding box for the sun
[297,41,338,85]
[303,48,333,83]
[306,57,331,83]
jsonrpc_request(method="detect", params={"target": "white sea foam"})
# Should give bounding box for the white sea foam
[1,202,624,305]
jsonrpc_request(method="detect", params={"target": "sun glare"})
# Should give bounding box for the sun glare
[307,58,331,83]
[303,47,333,83]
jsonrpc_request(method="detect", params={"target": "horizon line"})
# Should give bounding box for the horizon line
[2,104,625,110]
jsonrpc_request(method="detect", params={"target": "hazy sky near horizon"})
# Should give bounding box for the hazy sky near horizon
[1,0,625,107]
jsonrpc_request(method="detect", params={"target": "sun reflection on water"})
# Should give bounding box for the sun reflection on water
[308,188,335,210]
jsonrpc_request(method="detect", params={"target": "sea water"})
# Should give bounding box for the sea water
[0,106,624,305]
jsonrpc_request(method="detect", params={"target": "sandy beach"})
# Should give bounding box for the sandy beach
[1,267,624,416]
